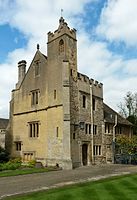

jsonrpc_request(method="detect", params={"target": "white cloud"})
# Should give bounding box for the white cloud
[96,0,137,46]
[123,59,137,76]
[77,30,137,112]
[103,75,137,112]
[8,0,94,38]
[0,0,16,25]
[77,32,123,80]
[0,0,137,118]
[0,0,95,118]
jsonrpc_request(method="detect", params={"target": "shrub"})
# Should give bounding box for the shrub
[0,157,22,171]
[10,157,22,164]
[28,159,36,168]
[0,146,9,163]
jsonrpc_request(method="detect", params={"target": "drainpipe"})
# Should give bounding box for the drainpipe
[90,84,94,164]
[112,114,117,163]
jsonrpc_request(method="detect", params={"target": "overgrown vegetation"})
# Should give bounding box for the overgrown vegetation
[118,91,137,134]
[116,135,137,154]
[0,157,38,172]
[0,146,37,172]
[115,135,137,164]
[0,156,60,177]
[0,157,21,171]
[0,146,9,163]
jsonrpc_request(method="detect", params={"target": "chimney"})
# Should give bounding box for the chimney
[16,60,26,89]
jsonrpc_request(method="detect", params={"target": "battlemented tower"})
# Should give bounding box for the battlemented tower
[8,17,132,169]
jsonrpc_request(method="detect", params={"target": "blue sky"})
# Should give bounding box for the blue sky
[0,0,137,118]
[0,25,27,63]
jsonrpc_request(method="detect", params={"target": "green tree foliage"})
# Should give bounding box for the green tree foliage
[118,92,137,134]
[0,146,9,163]
[116,135,137,154]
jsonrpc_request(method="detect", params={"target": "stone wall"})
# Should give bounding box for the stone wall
[0,129,6,148]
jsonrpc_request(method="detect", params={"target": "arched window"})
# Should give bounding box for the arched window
[59,39,64,54]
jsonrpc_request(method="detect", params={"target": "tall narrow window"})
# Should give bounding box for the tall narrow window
[70,69,73,76]
[89,124,91,134]
[54,90,57,99]
[105,124,107,133]
[108,124,110,133]
[29,122,39,138]
[93,145,101,155]
[31,90,39,105]
[116,126,122,134]
[34,60,40,77]
[56,127,59,137]
[15,142,21,151]
[59,39,64,54]
[85,124,88,134]
[85,124,91,134]
[105,124,111,134]
[30,123,33,137]
[83,95,86,108]
[93,125,97,135]
[92,98,96,111]
[73,133,76,139]
[35,91,39,104]
[99,145,101,155]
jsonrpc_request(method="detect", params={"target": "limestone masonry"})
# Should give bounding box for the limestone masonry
[7,17,132,169]
[0,118,9,149]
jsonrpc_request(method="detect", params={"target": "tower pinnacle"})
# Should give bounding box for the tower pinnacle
[37,44,40,50]
[61,9,63,17]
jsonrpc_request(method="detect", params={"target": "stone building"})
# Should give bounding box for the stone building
[103,103,132,163]
[8,17,132,169]
[0,118,9,149]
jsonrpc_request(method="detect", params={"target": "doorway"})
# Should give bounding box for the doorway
[82,144,88,166]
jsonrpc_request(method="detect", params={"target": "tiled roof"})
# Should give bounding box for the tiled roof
[103,103,132,126]
[0,118,9,129]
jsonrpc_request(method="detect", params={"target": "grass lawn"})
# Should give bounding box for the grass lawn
[0,167,57,177]
[4,174,137,200]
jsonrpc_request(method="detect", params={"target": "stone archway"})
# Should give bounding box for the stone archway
[82,144,88,166]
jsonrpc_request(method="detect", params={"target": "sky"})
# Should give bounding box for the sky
[0,0,137,118]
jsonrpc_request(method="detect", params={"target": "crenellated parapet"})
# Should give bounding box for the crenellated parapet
[77,72,103,98]
[89,78,103,89]
[90,79,103,99]
[78,72,89,83]
[48,17,76,43]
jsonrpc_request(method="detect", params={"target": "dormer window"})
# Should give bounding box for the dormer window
[34,60,40,77]
[59,39,64,54]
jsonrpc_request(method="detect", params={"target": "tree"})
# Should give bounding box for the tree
[118,91,137,134]
[116,135,137,154]
[115,135,137,164]
[0,146,9,163]
[116,135,131,154]
[127,115,137,135]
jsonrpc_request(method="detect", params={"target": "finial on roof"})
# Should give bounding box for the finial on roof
[59,16,64,24]
[61,9,63,17]
[37,44,40,50]
[59,9,65,25]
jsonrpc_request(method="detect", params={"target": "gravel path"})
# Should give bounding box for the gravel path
[0,164,137,199]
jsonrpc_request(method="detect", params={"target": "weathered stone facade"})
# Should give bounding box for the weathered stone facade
[8,17,132,169]
[0,118,9,149]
